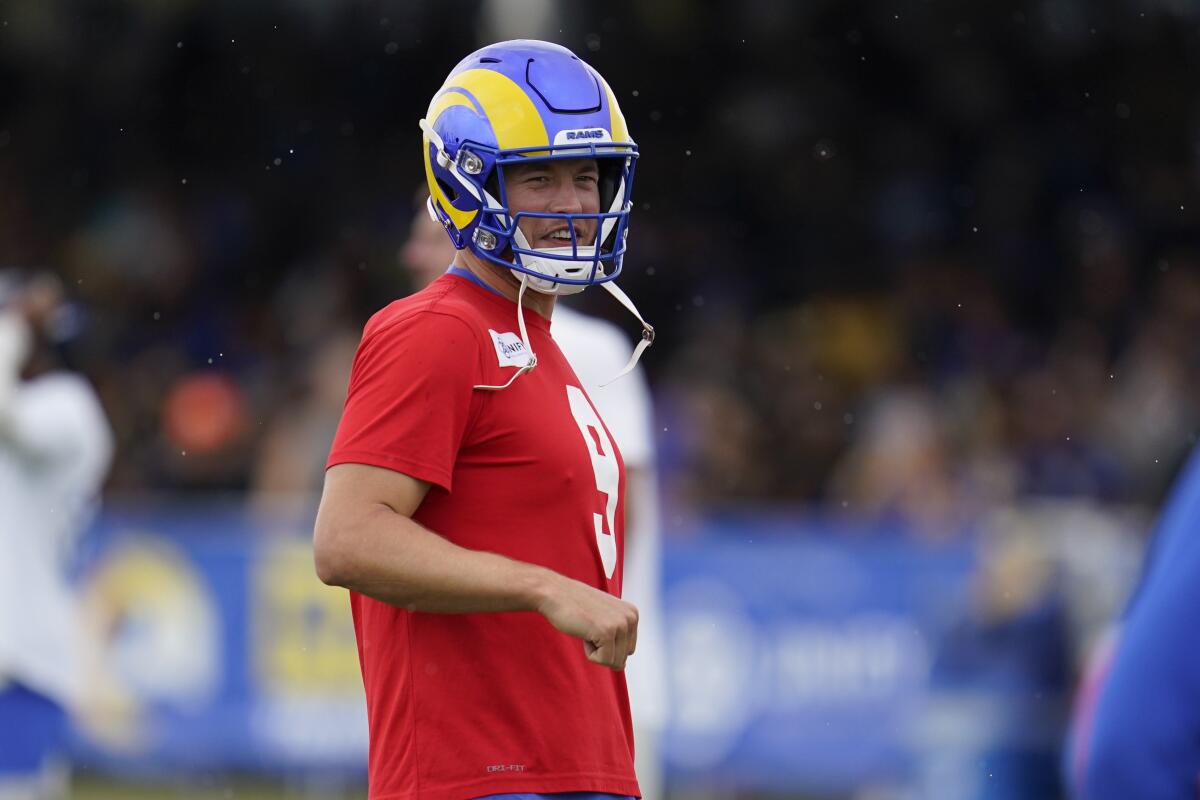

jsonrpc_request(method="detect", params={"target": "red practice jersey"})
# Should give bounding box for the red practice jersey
[327,273,639,800]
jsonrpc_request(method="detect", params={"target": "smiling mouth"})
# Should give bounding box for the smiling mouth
[540,227,594,247]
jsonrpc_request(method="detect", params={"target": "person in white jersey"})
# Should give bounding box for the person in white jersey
[399,201,669,799]
[0,271,113,800]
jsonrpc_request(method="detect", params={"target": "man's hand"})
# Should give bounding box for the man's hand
[535,573,639,671]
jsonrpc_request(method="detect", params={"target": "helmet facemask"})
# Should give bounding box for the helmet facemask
[428,135,635,296]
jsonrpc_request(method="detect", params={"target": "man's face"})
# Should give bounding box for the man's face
[400,207,458,289]
[502,157,601,250]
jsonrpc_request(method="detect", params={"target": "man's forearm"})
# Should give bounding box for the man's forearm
[315,502,558,614]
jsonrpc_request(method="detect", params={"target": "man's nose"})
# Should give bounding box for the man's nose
[548,174,585,214]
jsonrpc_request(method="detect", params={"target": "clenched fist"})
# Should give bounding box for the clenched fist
[536,573,639,671]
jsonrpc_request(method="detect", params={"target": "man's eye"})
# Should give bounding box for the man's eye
[577,174,599,184]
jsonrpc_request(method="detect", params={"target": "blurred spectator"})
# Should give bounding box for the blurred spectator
[828,387,971,539]
[932,522,1072,800]
[397,188,451,290]
[1,0,1198,519]
[1099,262,1200,502]
[250,330,358,518]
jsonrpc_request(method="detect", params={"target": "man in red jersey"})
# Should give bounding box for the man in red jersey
[314,40,654,800]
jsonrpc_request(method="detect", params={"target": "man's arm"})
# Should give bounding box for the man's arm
[313,462,638,670]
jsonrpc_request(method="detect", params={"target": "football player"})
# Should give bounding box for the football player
[0,271,113,800]
[315,40,653,799]
[1068,444,1200,799]
[399,199,668,799]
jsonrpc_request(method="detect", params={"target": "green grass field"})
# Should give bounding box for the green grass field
[72,775,366,800]
[71,778,838,800]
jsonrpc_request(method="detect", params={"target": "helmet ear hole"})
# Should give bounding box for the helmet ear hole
[598,159,624,212]
[484,172,501,202]
[435,178,459,204]
[599,215,621,255]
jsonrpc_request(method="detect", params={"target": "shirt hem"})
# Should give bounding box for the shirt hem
[368,772,640,800]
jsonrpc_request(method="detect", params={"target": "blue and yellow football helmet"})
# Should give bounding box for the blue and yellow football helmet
[420,40,638,295]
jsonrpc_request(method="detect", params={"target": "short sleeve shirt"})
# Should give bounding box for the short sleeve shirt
[327,274,639,800]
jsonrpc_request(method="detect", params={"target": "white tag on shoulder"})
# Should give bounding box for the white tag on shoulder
[488,329,530,368]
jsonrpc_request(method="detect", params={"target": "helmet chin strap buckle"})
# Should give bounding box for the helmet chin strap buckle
[598,280,655,387]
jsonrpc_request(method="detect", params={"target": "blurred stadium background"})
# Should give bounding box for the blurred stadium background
[4,0,1199,797]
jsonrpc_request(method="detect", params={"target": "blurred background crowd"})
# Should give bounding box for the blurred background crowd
[3,0,1200,797]
[6,0,1200,518]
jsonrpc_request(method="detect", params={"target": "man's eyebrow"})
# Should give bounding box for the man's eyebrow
[520,160,555,170]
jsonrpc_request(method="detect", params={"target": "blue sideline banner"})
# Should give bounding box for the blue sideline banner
[71,505,366,775]
[70,506,982,790]
[660,514,976,792]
